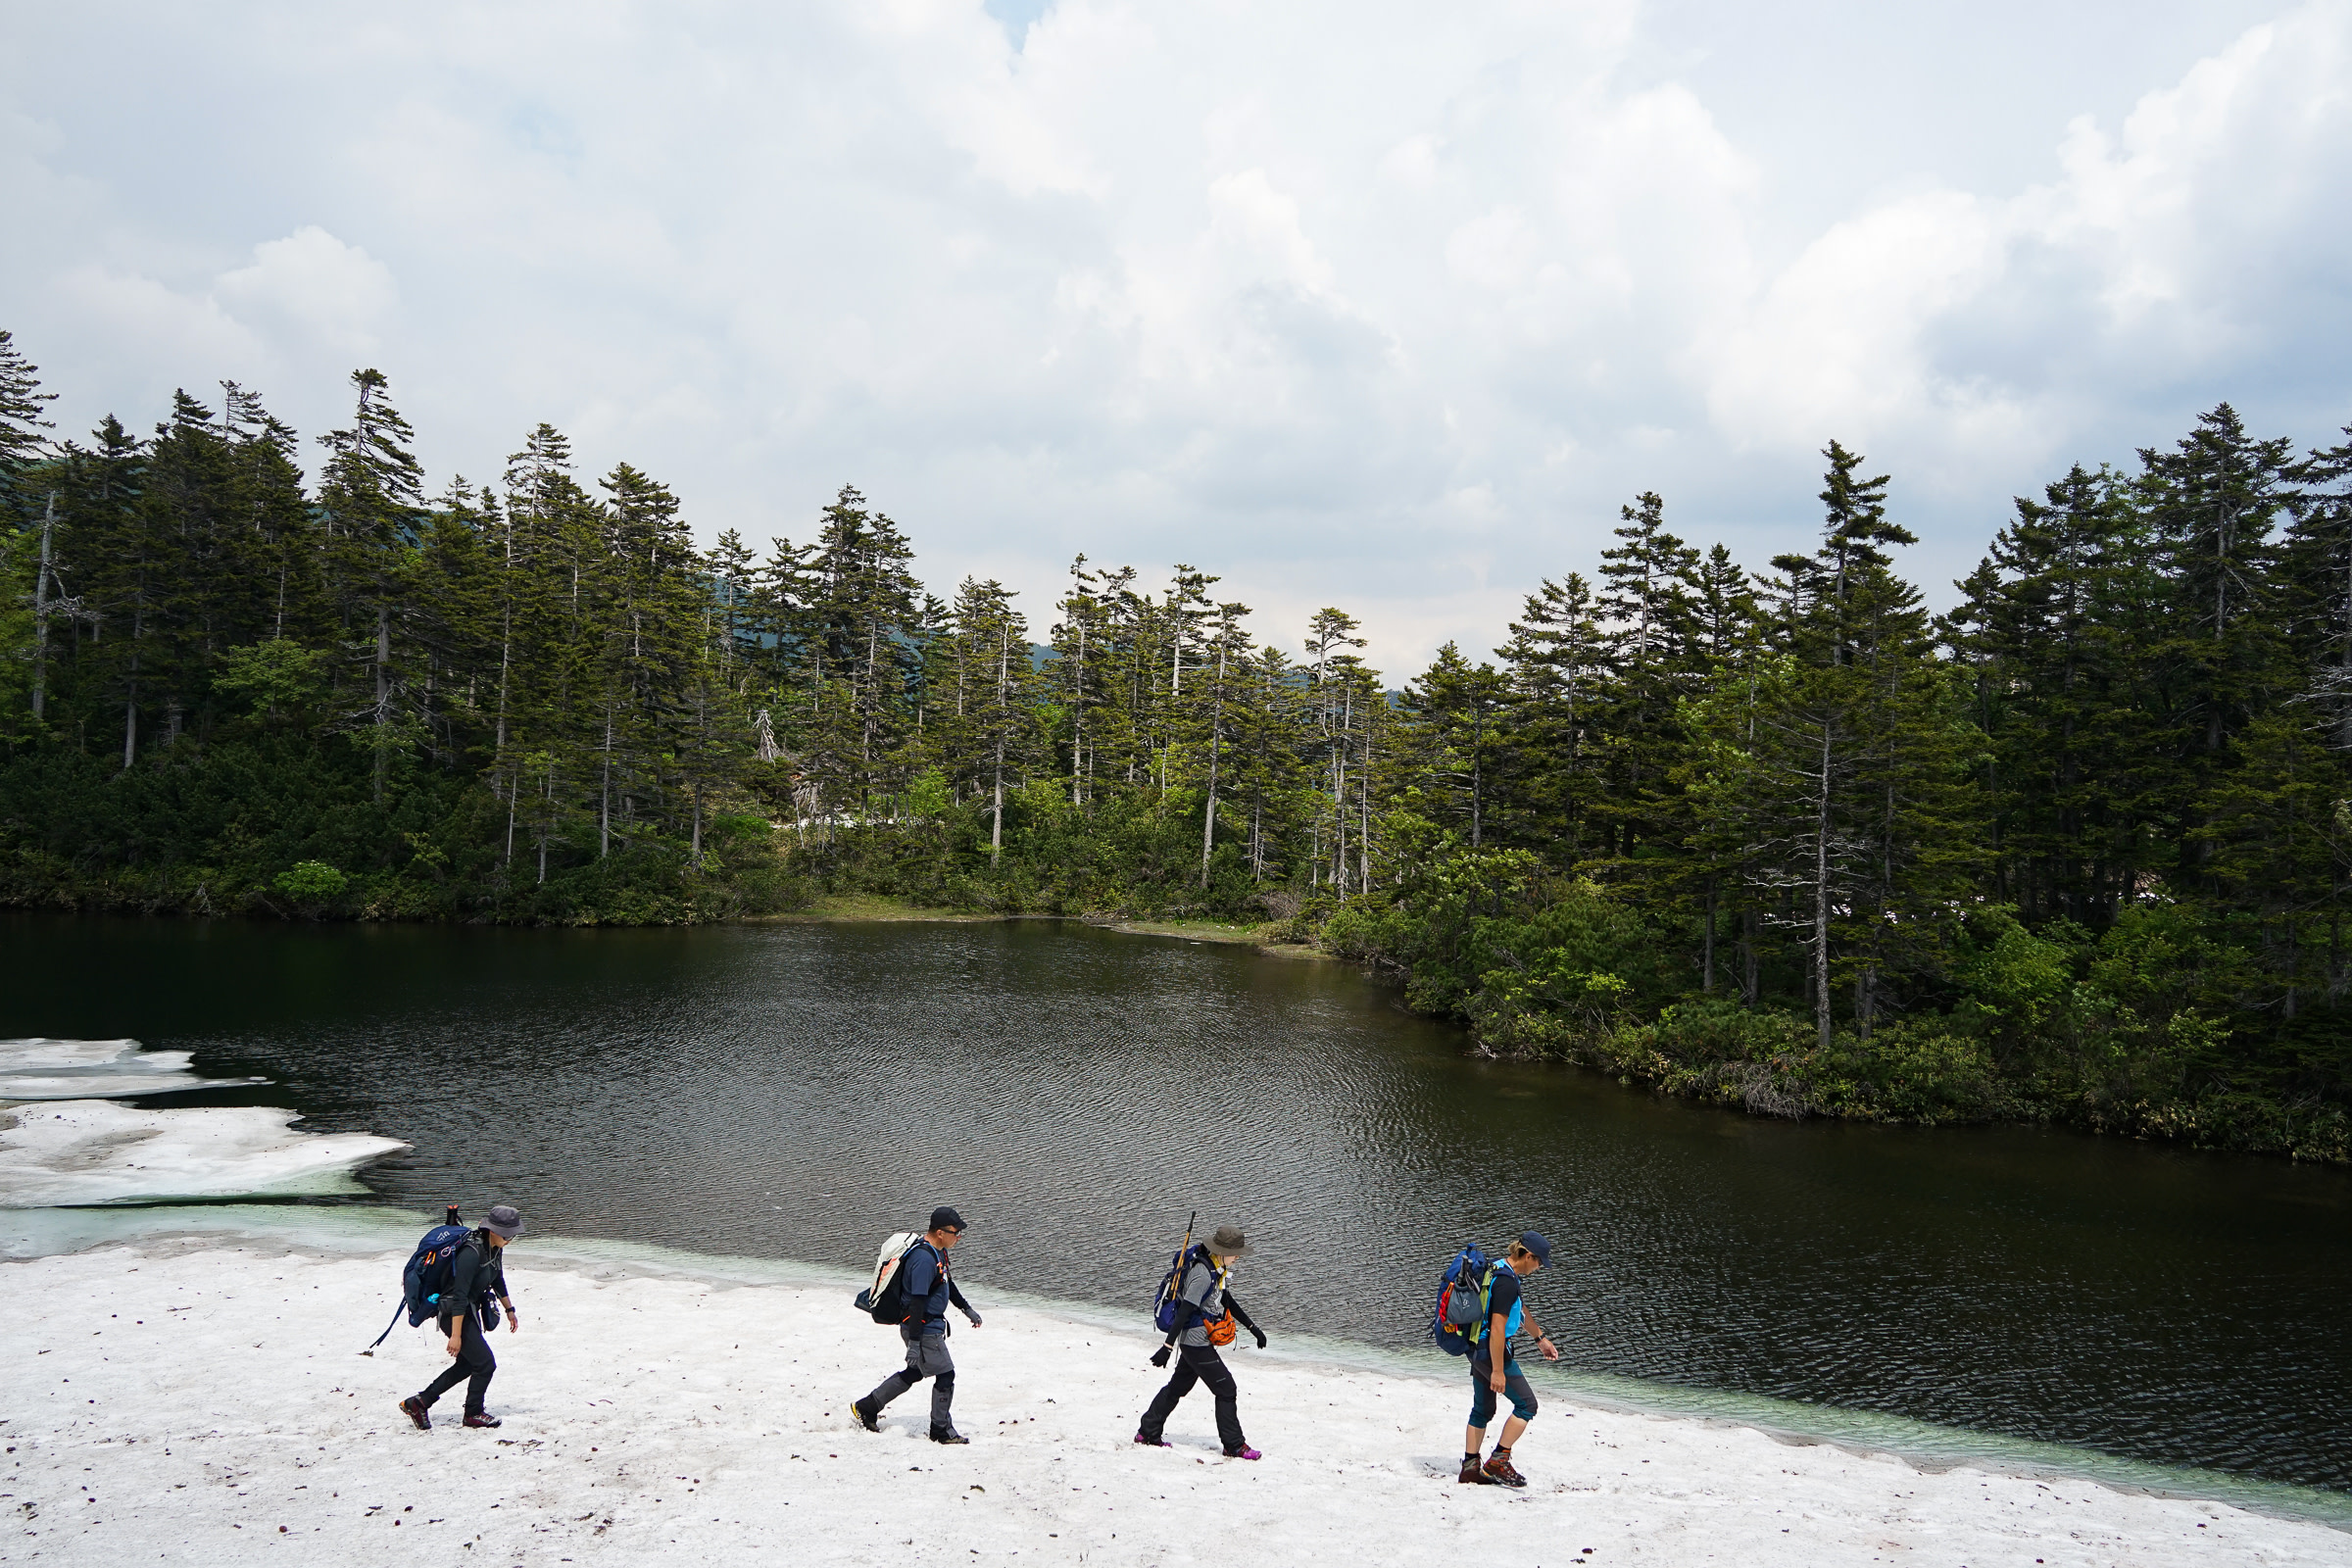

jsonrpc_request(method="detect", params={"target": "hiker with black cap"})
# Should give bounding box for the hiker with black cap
[1459,1230,1559,1488]
[1136,1223,1266,1460]
[399,1203,524,1432]
[852,1206,983,1445]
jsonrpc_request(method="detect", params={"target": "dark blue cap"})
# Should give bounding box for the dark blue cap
[929,1206,966,1233]
[1519,1230,1552,1266]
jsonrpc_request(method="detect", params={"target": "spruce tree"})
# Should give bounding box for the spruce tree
[1498,572,1605,858]
[318,369,426,802]
[0,329,57,526]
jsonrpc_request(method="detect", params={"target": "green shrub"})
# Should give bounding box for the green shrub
[274,860,348,899]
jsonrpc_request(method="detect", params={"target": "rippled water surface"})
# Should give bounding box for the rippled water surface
[7,913,2350,1490]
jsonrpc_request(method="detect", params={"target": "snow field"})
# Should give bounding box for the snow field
[0,1039,265,1103]
[1,1238,2339,1567]
[0,1102,408,1207]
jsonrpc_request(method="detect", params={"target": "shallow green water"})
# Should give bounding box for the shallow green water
[6,912,2350,1498]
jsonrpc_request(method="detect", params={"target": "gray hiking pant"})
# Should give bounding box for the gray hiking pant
[864,1322,956,1432]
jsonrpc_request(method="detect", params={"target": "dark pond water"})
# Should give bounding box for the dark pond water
[6,912,2350,1491]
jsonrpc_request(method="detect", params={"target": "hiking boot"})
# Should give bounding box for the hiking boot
[1225,1446,1262,1461]
[1481,1452,1527,1489]
[398,1396,431,1432]
[850,1399,880,1434]
[929,1427,970,1446]
[1133,1434,1170,1447]
[1457,1455,1495,1485]
[462,1410,503,1429]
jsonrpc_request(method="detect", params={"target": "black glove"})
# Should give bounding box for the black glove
[1251,1327,1267,1349]
[1150,1345,1171,1367]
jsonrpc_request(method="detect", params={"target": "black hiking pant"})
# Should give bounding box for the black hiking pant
[1140,1344,1247,1454]
[864,1323,956,1433]
[419,1312,497,1415]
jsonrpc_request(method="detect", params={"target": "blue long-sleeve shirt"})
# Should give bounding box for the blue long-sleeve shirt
[900,1240,974,1330]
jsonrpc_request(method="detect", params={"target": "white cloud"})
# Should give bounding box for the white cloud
[1,0,2347,673]
[1707,191,2011,452]
[216,227,397,355]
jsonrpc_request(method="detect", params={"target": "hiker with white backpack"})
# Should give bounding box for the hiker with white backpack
[850,1206,983,1445]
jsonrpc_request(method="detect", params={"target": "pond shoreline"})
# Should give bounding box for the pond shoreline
[10,910,2350,1489]
[755,893,1329,956]
[8,897,2345,1165]
[6,1220,2345,1562]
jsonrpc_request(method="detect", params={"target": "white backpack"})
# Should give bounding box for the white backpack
[854,1231,923,1323]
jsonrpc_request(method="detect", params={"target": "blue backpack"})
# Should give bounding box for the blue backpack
[1152,1244,1214,1334]
[1431,1245,1494,1356]
[362,1207,473,1353]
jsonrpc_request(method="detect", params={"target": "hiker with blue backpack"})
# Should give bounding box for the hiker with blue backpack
[1136,1222,1265,1460]
[850,1206,983,1445]
[396,1203,525,1432]
[1432,1231,1558,1488]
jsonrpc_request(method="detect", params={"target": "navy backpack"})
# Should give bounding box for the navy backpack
[362,1206,474,1353]
[1431,1245,1494,1356]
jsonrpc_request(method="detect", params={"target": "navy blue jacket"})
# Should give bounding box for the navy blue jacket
[901,1240,974,1330]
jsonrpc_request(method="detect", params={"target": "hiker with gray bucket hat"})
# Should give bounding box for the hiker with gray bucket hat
[1136,1223,1266,1459]
[399,1203,524,1432]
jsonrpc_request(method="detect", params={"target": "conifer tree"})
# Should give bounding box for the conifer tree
[949,577,1032,863]
[1499,572,1604,857]
[1302,608,1366,889]
[65,416,158,768]
[1593,490,1700,861]
[318,369,426,801]
[1401,642,1508,848]
[1195,599,1251,887]
[0,329,57,526]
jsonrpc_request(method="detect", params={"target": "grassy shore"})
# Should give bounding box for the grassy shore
[760,896,1332,959]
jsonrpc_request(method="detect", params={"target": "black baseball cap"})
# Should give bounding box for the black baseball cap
[929,1206,966,1233]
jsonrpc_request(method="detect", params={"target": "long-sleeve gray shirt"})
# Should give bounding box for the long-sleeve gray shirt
[1174,1257,1227,1348]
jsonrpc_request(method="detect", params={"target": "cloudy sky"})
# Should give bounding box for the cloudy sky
[6,0,2348,671]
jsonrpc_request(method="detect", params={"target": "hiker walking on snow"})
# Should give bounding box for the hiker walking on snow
[852,1206,983,1445]
[400,1204,524,1431]
[1460,1231,1559,1488]
[1136,1224,1265,1460]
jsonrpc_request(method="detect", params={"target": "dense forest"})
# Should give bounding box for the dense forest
[5,329,2351,1159]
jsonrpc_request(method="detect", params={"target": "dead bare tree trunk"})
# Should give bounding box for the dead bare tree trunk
[1812,723,1835,1051]
[29,492,55,722]
[373,607,392,804]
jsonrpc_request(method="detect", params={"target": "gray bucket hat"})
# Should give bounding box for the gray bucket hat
[483,1203,525,1241]
[1206,1224,1250,1257]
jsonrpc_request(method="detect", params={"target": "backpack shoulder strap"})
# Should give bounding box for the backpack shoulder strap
[1465,1262,1498,1338]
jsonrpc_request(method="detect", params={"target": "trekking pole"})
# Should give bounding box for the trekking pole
[360,1299,403,1356]
[1153,1210,1196,1364]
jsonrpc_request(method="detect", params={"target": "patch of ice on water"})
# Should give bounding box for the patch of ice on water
[0,1037,267,1102]
[0,1101,408,1206]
